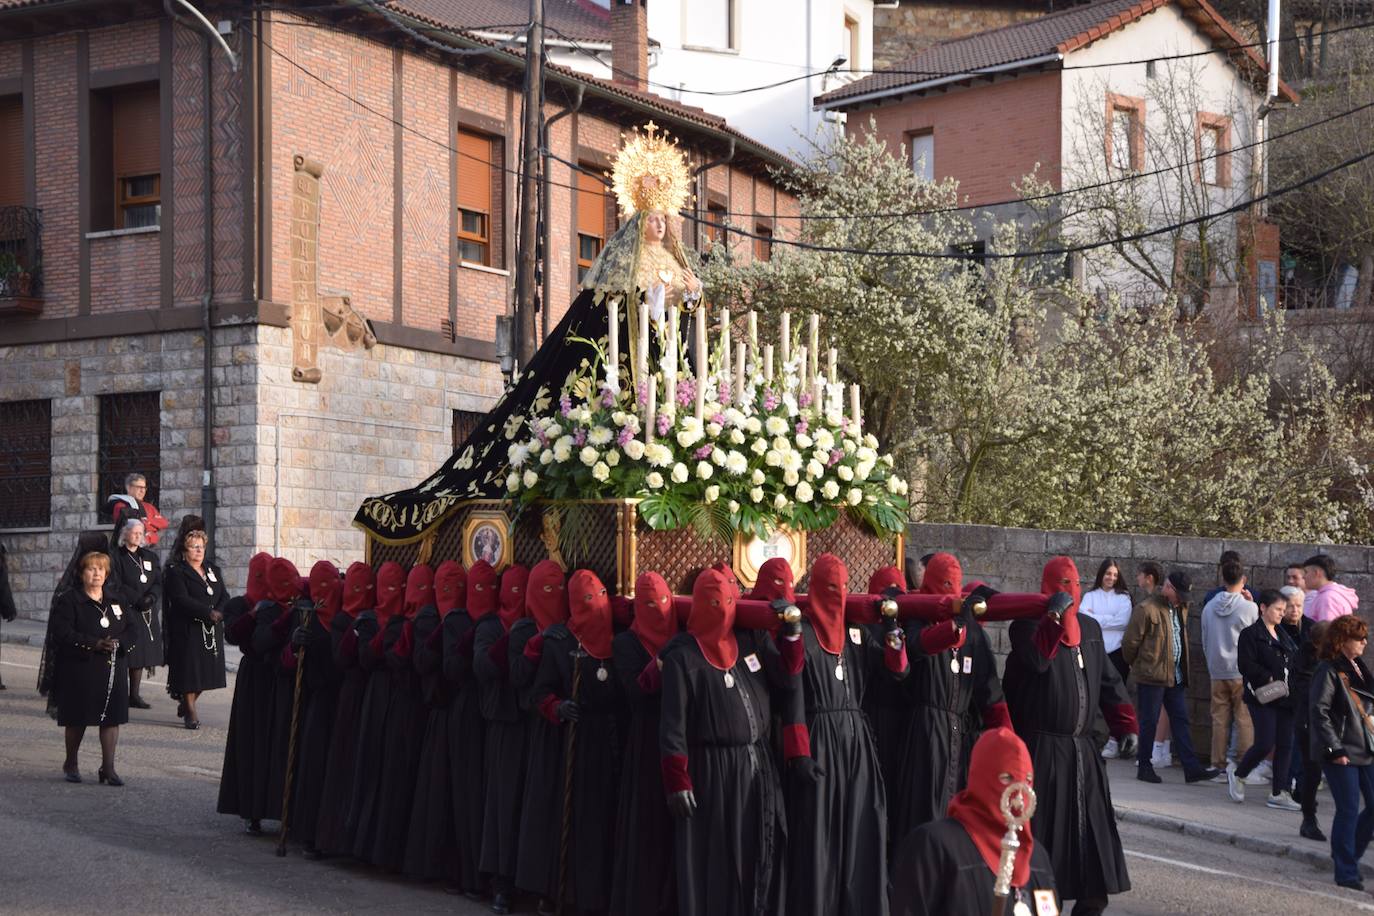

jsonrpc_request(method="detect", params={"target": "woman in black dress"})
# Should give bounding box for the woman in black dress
[163,528,228,728]
[108,517,162,709]
[50,551,133,785]
[38,532,113,718]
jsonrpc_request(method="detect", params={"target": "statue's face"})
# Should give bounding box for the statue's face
[644,211,667,242]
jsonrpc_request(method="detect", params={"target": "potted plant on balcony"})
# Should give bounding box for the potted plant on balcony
[0,252,33,297]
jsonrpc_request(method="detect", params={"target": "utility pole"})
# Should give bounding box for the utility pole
[514,0,545,369]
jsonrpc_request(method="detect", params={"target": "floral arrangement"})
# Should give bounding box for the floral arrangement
[502,306,910,541]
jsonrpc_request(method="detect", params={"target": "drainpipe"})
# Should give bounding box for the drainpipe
[541,84,583,342]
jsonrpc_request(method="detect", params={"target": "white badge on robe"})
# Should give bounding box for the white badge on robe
[1033,890,1060,916]
[207,569,218,582]
[963,656,973,675]
[111,604,123,618]
[744,653,761,673]
[142,560,152,571]
[848,627,862,645]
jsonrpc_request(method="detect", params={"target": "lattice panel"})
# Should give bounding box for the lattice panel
[635,524,732,596]
[802,514,903,592]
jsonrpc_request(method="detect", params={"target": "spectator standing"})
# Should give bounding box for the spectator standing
[1202,560,1258,768]
[0,540,16,690]
[1122,575,1219,785]
[163,527,228,728]
[107,518,162,709]
[104,473,169,549]
[1309,614,1374,892]
[1134,562,1163,598]
[1081,558,1134,760]
[1291,615,1328,843]
[1134,560,1171,767]
[1228,590,1301,810]
[1303,555,1360,623]
[1284,564,1306,591]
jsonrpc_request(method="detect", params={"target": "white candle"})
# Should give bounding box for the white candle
[636,300,650,392]
[828,347,837,385]
[645,382,656,445]
[665,305,679,412]
[694,307,707,420]
[813,379,823,411]
[850,384,862,429]
[607,298,620,393]
[720,307,731,388]
[763,344,774,381]
[747,310,758,349]
[780,312,791,366]
[808,314,819,379]
[735,342,746,403]
[797,345,807,383]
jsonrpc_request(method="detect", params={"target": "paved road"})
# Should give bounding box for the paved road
[2,641,1370,915]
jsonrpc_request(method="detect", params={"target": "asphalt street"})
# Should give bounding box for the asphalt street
[1,640,1370,915]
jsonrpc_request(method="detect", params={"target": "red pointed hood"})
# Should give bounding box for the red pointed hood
[342,562,375,616]
[919,552,963,597]
[947,727,1036,887]
[467,560,499,620]
[1041,555,1082,646]
[499,564,530,630]
[434,561,466,617]
[308,561,342,629]
[568,569,614,660]
[267,557,302,606]
[748,557,795,604]
[403,564,434,619]
[631,571,675,657]
[867,565,905,595]
[689,566,738,670]
[245,552,272,606]
[527,560,569,630]
[375,562,406,622]
[806,553,848,655]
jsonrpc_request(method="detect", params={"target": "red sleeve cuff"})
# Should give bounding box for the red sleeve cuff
[982,701,1012,729]
[918,619,966,655]
[884,641,908,674]
[776,633,804,675]
[661,753,692,793]
[1103,701,1138,738]
[637,659,663,693]
[1032,616,1064,660]
[782,723,811,760]
[537,693,561,724]
[523,633,545,663]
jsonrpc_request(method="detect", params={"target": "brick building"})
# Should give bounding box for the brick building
[0,0,798,618]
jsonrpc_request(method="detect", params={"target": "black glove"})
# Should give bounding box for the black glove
[555,700,581,723]
[1118,733,1139,758]
[293,597,317,616]
[958,593,984,628]
[771,599,802,638]
[791,756,824,785]
[668,789,697,818]
[1046,591,1074,622]
[544,623,571,642]
[290,626,310,648]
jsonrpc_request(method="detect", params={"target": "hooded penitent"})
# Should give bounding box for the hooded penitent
[867,565,906,595]
[688,566,738,670]
[946,727,1036,887]
[309,560,343,629]
[245,552,272,606]
[403,564,434,618]
[1041,555,1082,647]
[526,560,569,630]
[375,562,406,622]
[343,561,376,616]
[630,571,675,657]
[467,560,499,620]
[919,553,963,597]
[749,557,796,604]
[433,561,466,618]
[568,569,614,660]
[268,557,303,606]
[499,564,530,631]
[806,553,849,655]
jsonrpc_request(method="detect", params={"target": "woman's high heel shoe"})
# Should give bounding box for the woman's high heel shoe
[62,766,81,783]
[97,767,124,787]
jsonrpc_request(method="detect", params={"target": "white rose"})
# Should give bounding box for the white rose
[883,454,894,467]
[555,435,574,452]
[611,411,627,426]
[751,468,766,485]
[676,416,704,448]
[807,460,824,479]
[707,422,723,437]
[864,433,879,448]
[855,460,874,481]
[506,472,520,491]
[773,493,789,510]
[705,485,720,503]
[671,463,689,484]
[772,436,791,452]
[728,499,740,513]
[765,449,783,467]
[647,471,665,489]
[825,410,843,427]
[815,429,835,450]
[848,487,863,505]
[645,443,672,467]
[553,442,572,463]
[544,422,563,439]
[540,449,554,466]
[751,438,769,456]
[592,461,611,482]
[813,448,830,465]
[856,446,877,463]
[580,446,599,466]
[782,452,803,474]
[624,439,645,461]
[697,461,714,480]
[822,480,840,500]
[605,450,621,467]
[887,474,903,494]
[843,438,858,454]
[795,481,813,503]
[725,451,749,475]
[783,469,800,486]
[522,469,538,489]
[744,417,763,434]
[896,478,909,495]
[750,486,765,503]
[795,432,813,450]
[765,416,788,436]
[838,465,854,482]
[723,408,745,426]
[712,447,727,467]
[729,428,746,445]
[507,441,531,467]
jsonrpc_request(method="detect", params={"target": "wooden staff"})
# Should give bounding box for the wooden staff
[556,648,587,914]
[275,601,312,857]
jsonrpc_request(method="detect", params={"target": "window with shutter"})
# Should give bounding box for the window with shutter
[453,409,484,451]
[754,224,773,262]
[112,83,160,229]
[576,169,609,282]
[457,129,499,267]
[703,201,727,251]
[0,96,22,208]
[0,398,52,529]
[97,391,161,523]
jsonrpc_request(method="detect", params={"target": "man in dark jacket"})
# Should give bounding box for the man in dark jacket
[0,541,15,689]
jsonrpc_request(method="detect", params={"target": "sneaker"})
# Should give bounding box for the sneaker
[1254,759,1274,780]
[1151,741,1174,768]
[1227,761,1245,803]
[1185,767,1222,784]
[1101,738,1119,760]
[1137,764,1162,784]
[1266,792,1302,811]
[1211,770,1231,784]
[1244,770,1271,786]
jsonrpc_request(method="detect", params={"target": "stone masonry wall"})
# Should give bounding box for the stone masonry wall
[874,2,1051,70]
[907,522,1374,765]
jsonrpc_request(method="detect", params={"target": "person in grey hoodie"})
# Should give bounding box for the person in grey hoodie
[1202,559,1258,767]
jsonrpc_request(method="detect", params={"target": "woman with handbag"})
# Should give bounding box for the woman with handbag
[1228,590,1300,809]
[1310,613,1374,892]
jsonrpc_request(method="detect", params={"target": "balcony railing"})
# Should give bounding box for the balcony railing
[0,205,43,311]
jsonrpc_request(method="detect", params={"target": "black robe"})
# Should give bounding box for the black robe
[659,629,797,916]
[107,545,162,669]
[514,622,566,901]
[443,609,486,893]
[610,631,676,916]
[889,817,1059,916]
[1003,614,1131,902]
[788,619,902,916]
[403,605,458,882]
[890,620,1004,847]
[289,612,342,850]
[346,609,390,861]
[163,561,228,695]
[364,614,427,871]
[252,599,297,825]
[49,589,133,727]
[313,610,366,855]
[474,613,526,885]
[216,595,268,819]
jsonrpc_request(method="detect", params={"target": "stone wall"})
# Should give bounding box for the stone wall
[874,2,1051,70]
[907,522,1374,764]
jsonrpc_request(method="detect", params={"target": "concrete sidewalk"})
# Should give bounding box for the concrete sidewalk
[0,616,243,673]
[1104,753,1374,879]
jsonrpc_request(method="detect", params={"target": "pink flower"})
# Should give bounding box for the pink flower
[694,445,713,459]
[677,377,697,408]
[656,414,672,436]
[711,412,726,427]
[637,381,649,408]
[798,391,813,408]
[617,426,634,446]
[717,380,731,404]
[560,394,573,417]
[601,387,617,408]
[763,390,780,411]
[574,429,588,446]
[795,419,809,436]
[828,448,843,466]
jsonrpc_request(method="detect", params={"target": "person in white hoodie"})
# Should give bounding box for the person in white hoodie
[1081,558,1136,760]
[1302,554,1360,623]
[1202,559,1259,768]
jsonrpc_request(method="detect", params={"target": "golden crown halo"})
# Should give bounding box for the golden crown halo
[610,121,692,217]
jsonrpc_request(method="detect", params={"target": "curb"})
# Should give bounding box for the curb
[1114,804,1374,879]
